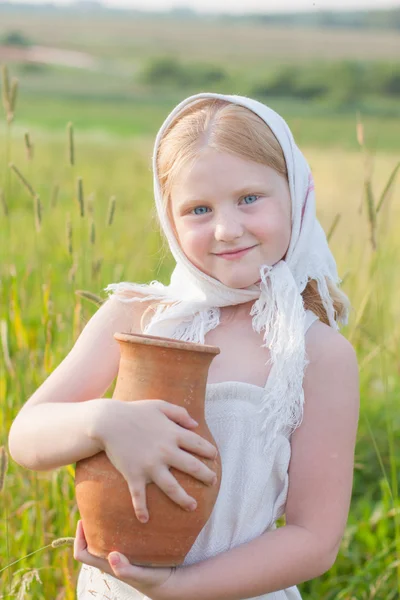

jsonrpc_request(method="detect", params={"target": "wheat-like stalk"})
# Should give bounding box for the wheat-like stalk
[0,536,75,576]
[1,68,18,123]
[77,177,85,217]
[365,179,377,251]
[356,115,397,251]
[34,194,41,232]
[51,537,75,548]
[24,132,34,161]
[9,163,36,198]
[75,290,104,306]
[1,65,10,114]
[0,568,42,600]
[66,212,73,255]
[107,195,116,225]
[376,161,400,214]
[68,255,78,283]
[92,257,103,279]
[8,78,18,122]
[0,446,9,493]
[90,217,96,245]
[67,122,74,166]
[0,319,14,376]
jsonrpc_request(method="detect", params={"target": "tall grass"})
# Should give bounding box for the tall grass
[0,65,399,598]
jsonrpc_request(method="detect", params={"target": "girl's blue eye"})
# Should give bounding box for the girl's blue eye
[242,195,259,204]
[190,195,260,215]
[191,206,209,215]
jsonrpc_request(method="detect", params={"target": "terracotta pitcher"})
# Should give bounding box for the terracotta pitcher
[75,332,221,567]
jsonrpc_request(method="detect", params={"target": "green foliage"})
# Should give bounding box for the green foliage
[0,30,32,47]
[1,65,399,599]
[138,55,227,89]
[252,60,400,107]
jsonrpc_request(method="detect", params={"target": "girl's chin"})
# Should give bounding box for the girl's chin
[217,277,262,289]
[193,262,263,288]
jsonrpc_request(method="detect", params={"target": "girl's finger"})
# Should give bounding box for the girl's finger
[73,520,168,591]
[73,521,113,575]
[73,521,87,557]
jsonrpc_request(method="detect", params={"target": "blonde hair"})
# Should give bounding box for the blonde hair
[153,98,350,327]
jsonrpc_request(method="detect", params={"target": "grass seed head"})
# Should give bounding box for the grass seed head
[24,132,34,160]
[77,177,85,217]
[1,65,10,113]
[8,77,18,122]
[51,537,75,548]
[67,122,75,166]
[34,195,42,232]
[90,218,96,245]
[107,195,116,226]
[66,212,73,255]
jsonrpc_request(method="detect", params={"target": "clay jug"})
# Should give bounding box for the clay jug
[75,331,221,567]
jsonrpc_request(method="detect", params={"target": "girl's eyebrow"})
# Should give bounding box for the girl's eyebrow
[180,184,269,206]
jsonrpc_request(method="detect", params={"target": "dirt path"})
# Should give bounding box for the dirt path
[0,44,98,69]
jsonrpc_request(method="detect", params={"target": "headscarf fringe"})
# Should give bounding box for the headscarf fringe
[250,262,309,455]
[171,308,221,344]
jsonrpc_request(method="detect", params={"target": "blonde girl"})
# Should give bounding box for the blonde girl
[8,93,359,600]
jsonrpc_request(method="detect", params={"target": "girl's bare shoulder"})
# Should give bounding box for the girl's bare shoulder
[305,318,358,373]
[98,290,155,333]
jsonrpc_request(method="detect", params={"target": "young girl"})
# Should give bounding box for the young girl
[8,93,360,600]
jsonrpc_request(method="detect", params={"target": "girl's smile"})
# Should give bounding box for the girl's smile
[214,244,258,260]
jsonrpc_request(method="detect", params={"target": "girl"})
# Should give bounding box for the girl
[8,93,360,600]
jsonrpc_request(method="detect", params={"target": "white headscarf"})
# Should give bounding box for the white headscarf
[105,92,349,454]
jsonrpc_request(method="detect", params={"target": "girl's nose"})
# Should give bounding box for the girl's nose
[214,217,244,242]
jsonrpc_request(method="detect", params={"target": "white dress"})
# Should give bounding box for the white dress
[76,311,320,599]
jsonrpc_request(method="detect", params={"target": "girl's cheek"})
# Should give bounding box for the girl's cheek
[178,227,208,258]
[189,231,210,257]
[258,212,287,236]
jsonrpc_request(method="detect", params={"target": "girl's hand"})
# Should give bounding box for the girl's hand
[74,520,177,600]
[91,398,218,522]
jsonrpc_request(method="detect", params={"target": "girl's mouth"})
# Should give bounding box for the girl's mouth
[215,245,257,260]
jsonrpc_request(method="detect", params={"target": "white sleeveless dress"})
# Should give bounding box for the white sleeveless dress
[76,310,319,599]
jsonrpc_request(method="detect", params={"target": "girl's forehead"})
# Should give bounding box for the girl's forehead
[171,150,282,188]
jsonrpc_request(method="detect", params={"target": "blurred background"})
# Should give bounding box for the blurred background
[0,1,399,599]
[0,0,399,146]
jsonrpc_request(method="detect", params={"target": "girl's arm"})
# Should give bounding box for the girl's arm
[164,523,330,600]
[8,293,146,471]
[8,398,111,471]
[162,322,359,600]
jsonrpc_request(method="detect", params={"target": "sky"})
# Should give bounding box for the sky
[4,0,400,13]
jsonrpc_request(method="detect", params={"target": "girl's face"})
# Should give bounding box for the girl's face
[170,148,292,289]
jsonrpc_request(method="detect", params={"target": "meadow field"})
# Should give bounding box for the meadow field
[0,9,400,599]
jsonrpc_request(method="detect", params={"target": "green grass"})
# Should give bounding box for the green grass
[0,88,398,153]
[0,62,399,597]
